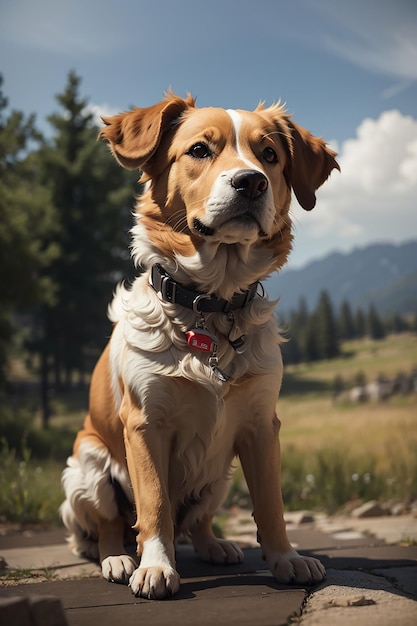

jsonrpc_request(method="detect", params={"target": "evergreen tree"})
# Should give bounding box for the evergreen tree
[386,313,407,334]
[284,298,309,363]
[0,75,57,385]
[315,290,340,359]
[338,300,356,340]
[280,312,302,364]
[366,304,386,340]
[31,72,138,422]
[303,314,320,362]
[355,308,366,338]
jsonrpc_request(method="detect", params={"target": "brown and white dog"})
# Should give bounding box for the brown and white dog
[61,92,339,599]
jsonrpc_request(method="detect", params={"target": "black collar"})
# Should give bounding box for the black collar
[149,264,259,314]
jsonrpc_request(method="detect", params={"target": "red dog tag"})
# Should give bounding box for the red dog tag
[186,329,218,353]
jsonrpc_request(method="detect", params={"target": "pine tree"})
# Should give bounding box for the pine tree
[355,308,366,338]
[0,75,57,386]
[338,300,356,340]
[284,298,310,363]
[303,314,320,362]
[366,304,386,340]
[31,72,138,422]
[315,290,340,359]
[386,313,407,334]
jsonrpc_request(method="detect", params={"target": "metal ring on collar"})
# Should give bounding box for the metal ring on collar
[192,294,212,314]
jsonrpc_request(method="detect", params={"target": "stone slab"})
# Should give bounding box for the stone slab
[0,594,68,626]
[300,569,417,626]
[1,577,306,626]
[373,566,417,598]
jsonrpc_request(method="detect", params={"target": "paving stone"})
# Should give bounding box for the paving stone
[0,596,32,626]
[373,566,417,598]
[2,576,306,626]
[0,594,68,626]
[2,515,417,625]
[300,569,417,626]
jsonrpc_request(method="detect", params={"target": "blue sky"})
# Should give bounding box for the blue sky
[1,0,416,268]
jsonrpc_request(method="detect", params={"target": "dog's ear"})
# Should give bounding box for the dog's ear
[99,92,195,170]
[285,121,340,210]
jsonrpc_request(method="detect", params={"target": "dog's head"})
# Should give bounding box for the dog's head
[100,92,339,290]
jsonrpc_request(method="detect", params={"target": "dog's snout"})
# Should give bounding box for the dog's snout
[231,170,268,200]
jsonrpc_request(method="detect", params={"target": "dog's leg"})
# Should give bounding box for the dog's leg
[99,515,138,584]
[120,388,180,599]
[62,440,137,584]
[190,513,244,564]
[238,409,326,585]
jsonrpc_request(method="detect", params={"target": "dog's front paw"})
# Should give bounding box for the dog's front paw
[194,537,244,564]
[267,548,326,585]
[129,566,180,599]
[101,555,138,584]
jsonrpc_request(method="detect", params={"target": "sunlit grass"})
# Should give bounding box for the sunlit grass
[1,333,416,523]
[0,441,63,524]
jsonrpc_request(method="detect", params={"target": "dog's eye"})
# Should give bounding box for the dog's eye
[261,147,278,164]
[186,143,212,159]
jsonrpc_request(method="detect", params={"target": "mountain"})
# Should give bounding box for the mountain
[266,240,417,316]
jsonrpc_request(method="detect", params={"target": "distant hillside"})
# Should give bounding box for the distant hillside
[266,241,417,316]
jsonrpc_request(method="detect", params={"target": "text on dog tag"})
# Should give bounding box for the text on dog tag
[186,329,218,353]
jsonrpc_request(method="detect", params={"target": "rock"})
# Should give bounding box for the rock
[0,595,68,626]
[390,502,406,516]
[285,510,316,525]
[351,500,386,518]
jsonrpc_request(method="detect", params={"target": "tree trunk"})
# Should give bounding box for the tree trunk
[40,348,51,429]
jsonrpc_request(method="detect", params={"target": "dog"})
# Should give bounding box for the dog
[61,91,339,599]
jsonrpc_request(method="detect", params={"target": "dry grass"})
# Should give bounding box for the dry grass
[2,333,416,520]
[267,333,417,512]
[279,397,417,472]
[279,333,417,465]
[284,332,417,387]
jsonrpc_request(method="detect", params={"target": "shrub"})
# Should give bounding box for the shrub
[0,439,63,524]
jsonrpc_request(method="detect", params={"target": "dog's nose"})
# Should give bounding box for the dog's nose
[231,169,268,200]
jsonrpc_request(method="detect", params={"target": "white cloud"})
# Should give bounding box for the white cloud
[83,103,121,128]
[288,109,417,267]
[312,0,417,94]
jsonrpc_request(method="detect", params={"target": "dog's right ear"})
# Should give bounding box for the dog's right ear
[99,92,195,171]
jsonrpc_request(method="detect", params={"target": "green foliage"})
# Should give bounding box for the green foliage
[0,440,63,524]
[0,71,140,422]
[338,300,355,340]
[0,75,58,384]
[367,304,386,340]
[0,395,75,461]
[281,290,340,364]
[280,444,414,514]
[281,290,415,365]
[316,290,340,359]
[31,71,138,394]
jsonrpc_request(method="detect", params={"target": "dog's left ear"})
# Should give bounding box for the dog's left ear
[99,92,195,171]
[285,121,340,210]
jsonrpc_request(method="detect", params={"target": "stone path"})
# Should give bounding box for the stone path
[1,512,416,625]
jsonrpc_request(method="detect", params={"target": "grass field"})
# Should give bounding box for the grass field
[1,333,416,523]
[279,333,417,455]
[275,333,417,512]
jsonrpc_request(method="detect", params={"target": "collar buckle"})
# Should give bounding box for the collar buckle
[150,263,260,313]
